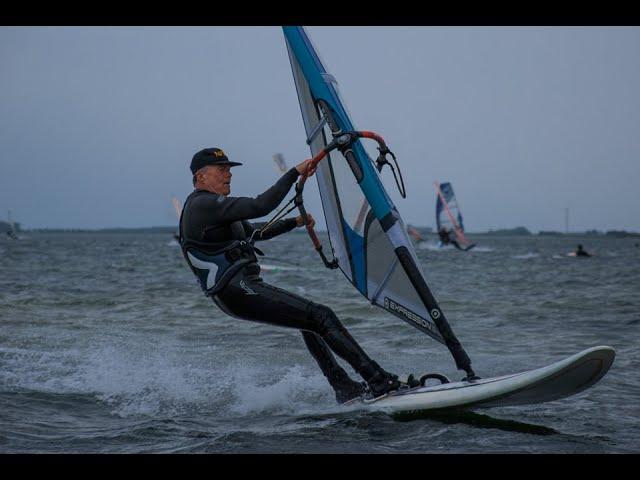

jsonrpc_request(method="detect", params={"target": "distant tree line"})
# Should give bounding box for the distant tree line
[13,225,640,237]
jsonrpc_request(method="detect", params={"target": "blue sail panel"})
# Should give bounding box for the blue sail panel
[283,27,393,221]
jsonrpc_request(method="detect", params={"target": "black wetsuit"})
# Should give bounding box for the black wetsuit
[439,228,462,249]
[438,229,450,245]
[438,229,466,251]
[179,168,393,402]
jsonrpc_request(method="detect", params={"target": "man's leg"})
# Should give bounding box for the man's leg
[301,331,365,403]
[215,274,399,398]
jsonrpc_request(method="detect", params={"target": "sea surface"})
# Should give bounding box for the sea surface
[1,232,638,453]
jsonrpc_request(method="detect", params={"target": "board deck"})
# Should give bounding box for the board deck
[346,346,615,413]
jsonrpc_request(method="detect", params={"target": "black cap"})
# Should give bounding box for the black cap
[190,147,243,174]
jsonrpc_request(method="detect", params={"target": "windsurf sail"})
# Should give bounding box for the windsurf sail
[283,26,475,377]
[171,197,182,219]
[171,197,182,242]
[407,224,424,243]
[434,181,475,250]
[272,153,289,174]
[6,210,17,240]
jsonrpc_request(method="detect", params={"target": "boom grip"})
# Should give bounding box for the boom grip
[306,225,322,249]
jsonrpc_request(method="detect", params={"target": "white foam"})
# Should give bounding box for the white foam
[75,342,224,417]
[229,364,333,416]
[260,264,299,272]
[8,337,339,419]
[512,252,540,259]
[470,246,494,252]
[418,242,450,251]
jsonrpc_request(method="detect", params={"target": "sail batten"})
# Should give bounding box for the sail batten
[306,117,328,145]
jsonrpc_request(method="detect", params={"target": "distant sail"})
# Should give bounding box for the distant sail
[272,153,289,174]
[6,210,17,240]
[434,181,474,250]
[407,224,424,243]
[171,197,182,219]
[171,197,182,243]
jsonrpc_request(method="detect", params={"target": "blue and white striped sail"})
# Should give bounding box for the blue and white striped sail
[283,27,474,372]
[436,182,464,234]
[435,181,474,249]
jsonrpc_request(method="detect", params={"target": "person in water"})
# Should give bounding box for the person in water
[438,227,462,250]
[179,147,417,403]
[437,227,451,245]
[575,244,592,257]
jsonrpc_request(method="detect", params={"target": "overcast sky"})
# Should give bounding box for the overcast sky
[1,26,638,232]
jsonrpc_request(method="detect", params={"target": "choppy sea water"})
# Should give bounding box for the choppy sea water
[0,232,638,453]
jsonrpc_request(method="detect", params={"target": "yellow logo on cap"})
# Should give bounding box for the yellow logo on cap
[214,150,225,157]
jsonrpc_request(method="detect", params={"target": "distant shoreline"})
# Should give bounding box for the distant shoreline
[17,226,640,237]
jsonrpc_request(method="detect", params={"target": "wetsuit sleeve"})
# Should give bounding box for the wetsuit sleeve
[245,218,298,241]
[195,168,300,223]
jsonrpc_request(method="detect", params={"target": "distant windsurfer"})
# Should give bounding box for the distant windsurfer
[179,148,417,403]
[574,244,592,257]
[437,227,451,245]
[5,229,17,240]
[438,227,462,250]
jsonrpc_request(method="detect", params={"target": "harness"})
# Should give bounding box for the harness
[178,193,261,297]
[182,238,258,296]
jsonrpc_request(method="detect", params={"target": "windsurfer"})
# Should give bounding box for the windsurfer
[179,148,417,403]
[438,227,463,250]
[574,244,592,257]
[438,227,451,245]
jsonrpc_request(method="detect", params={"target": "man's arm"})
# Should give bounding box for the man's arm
[243,218,298,241]
[193,168,300,223]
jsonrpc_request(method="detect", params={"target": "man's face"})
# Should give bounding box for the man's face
[200,165,232,196]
